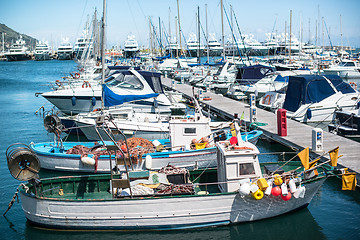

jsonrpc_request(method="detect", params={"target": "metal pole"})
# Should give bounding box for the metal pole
[206,4,209,63]
[177,0,182,57]
[289,10,292,61]
[197,6,200,64]
[221,0,225,59]
[101,0,106,111]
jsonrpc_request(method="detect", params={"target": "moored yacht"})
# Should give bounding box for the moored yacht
[34,41,52,61]
[5,35,31,61]
[123,34,139,58]
[206,33,223,56]
[186,33,204,58]
[57,38,74,60]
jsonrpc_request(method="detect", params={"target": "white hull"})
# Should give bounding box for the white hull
[20,178,325,230]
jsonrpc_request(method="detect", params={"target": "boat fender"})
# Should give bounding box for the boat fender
[281,183,288,196]
[91,97,96,106]
[273,174,283,185]
[145,155,152,169]
[257,178,269,190]
[281,191,292,201]
[293,186,306,198]
[250,183,259,193]
[306,108,312,120]
[252,189,264,200]
[288,179,297,193]
[81,156,96,166]
[264,180,273,195]
[71,96,76,106]
[239,182,251,196]
[152,140,161,147]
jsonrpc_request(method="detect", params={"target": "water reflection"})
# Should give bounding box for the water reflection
[24,208,325,240]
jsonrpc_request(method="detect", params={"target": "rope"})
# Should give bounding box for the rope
[3,184,28,216]
[249,122,268,129]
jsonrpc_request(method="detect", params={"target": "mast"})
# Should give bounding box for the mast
[159,17,162,55]
[177,0,182,57]
[206,4,209,63]
[340,14,343,52]
[289,10,292,61]
[221,0,225,59]
[101,0,106,111]
[284,21,286,56]
[175,16,178,58]
[197,6,200,64]
[169,7,171,57]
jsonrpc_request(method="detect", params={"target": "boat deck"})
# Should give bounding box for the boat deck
[162,77,360,186]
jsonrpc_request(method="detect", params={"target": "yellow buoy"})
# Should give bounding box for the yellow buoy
[252,189,264,200]
[274,174,283,186]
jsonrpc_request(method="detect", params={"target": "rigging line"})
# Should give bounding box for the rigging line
[126,0,142,45]
[223,5,245,65]
[323,18,333,48]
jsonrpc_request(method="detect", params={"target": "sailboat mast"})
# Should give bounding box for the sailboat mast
[101,0,106,110]
[198,6,200,64]
[177,0,182,57]
[206,4,209,63]
[289,10,292,61]
[221,0,225,59]
[340,14,343,52]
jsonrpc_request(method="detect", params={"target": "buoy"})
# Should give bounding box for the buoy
[252,189,264,200]
[145,155,152,169]
[81,156,96,166]
[281,192,292,201]
[250,183,259,193]
[273,174,283,185]
[293,186,306,198]
[264,179,273,195]
[289,179,297,193]
[239,182,251,196]
[91,97,96,106]
[229,136,238,145]
[121,145,127,153]
[257,178,268,190]
[271,186,281,196]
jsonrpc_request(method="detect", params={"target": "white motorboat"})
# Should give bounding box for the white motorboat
[34,41,52,61]
[5,35,31,61]
[41,69,172,115]
[57,37,74,60]
[123,34,139,58]
[283,75,360,123]
[322,59,360,81]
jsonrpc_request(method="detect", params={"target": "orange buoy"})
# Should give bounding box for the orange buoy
[281,192,292,201]
[271,186,281,196]
[121,145,127,153]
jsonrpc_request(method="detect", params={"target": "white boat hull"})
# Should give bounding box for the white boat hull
[20,178,325,230]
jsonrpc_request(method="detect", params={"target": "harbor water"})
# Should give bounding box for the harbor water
[0,60,359,239]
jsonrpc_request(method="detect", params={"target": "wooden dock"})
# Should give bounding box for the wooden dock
[163,77,360,186]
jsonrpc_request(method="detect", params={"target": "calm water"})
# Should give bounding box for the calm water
[0,60,359,240]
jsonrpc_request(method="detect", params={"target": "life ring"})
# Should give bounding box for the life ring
[80,68,85,72]
[203,97,212,101]
[96,62,100,66]
[195,73,199,76]
[82,81,91,88]
[55,80,62,87]
[74,73,80,79]
[252,189,264,200]
[213,76,219,80]
[262,95,271,105]
[349,82,357,90]
[175,71,179,74]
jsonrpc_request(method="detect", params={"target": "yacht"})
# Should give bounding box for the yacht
[5,35,31,61]
[224,35,246,56]
[123,34,139,58]
[165,37,181,57]
[34,41,52,61]
[57,38,74,60]
[206,33,223,56]
[243,34,268,56]
[186,33,204,58]
[41,69,172,115]
[74,29,93,60]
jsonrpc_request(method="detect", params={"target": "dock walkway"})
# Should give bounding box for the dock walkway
[163,77,360,185]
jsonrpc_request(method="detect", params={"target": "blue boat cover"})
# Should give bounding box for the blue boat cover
[235,64,274,85]
[283,75,355,112]
[102,84,159,107]
[108,65,140,70]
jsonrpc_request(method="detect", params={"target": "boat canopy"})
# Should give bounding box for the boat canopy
[102,84,159,107]
[283,75,356,112]
[235,64,274,85]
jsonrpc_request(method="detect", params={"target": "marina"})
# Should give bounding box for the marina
[1,0,360,239]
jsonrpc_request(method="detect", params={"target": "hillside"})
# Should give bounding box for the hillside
[0,23,37,50]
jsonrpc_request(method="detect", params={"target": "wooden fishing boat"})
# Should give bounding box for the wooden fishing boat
[9,138,331,230]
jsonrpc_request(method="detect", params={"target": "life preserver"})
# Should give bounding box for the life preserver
[74,73,80,79]
[195,73,199,76]
[262,94,271,105]
[203,97,212,101]
[55,80,62,87]
[175,71,179,74]
[213,76,219,80]
[349,82,357,90]
[96,62,100,66]
[82,81,91,88]
[80,68,85,72]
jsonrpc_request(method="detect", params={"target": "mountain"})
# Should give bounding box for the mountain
[0,23,37,50]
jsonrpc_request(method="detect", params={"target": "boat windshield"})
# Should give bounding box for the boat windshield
[106,73,144,90]
[340,61,355,67]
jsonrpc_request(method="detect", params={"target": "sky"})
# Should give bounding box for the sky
[1,0,359,49]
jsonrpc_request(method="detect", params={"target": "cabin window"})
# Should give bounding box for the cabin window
[184,127,196,135]
[238,163,255,175]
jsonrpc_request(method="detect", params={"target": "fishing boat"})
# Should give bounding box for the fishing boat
[282,75,360,123]
[30,110,262,172]
[6,130,337,230]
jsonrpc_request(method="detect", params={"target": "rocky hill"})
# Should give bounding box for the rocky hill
[0,23,37,50]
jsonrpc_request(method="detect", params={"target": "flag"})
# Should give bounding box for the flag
[342,170,357,191]
[240,111,245,121]
[329,147,342,167]
[297,147,309,170]
[309,158,320,169]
